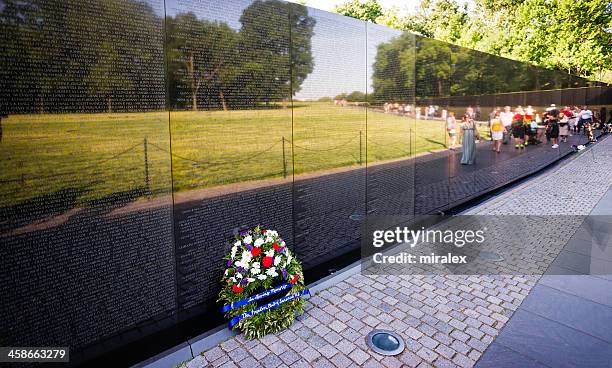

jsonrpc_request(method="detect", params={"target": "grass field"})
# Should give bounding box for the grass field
[0,102,464,208]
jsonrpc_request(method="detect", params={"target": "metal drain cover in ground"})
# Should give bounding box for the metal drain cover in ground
[478,250,505,262]
[365,330,405,356]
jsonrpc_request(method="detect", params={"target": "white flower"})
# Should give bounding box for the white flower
[281,241,286,247]
[250,264,261,275]
[230,245,238,259]
[246,278,255,283]
[257,274,267,280]
[234,240,241,247]
[266,236,274,244]
[274,255,282,266]
[224,269,229,276]
[230,277,236,283]
[266,267,278,277]
[254,238,265,247]
[241,250,252,264]
[235,273,243,279]
[265,249,275,257]
[286,252,292,265]
[243,235,252,244]
[267,230,278,237]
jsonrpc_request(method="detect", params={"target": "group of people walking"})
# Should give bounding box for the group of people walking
[446,104,604,165]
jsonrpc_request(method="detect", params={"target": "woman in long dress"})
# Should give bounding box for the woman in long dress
[460,114,479,165]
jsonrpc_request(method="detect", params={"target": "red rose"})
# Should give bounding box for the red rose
[289,274,299,284]
[262,230,267,235]
[272,243,280,251]
[262,256,273,268]
[232,285,244,293]
[251,247,262,257]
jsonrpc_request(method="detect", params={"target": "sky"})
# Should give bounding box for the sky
[288,0,419,15]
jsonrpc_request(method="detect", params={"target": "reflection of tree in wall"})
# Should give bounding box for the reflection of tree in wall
[166,13,239,111]
[371,33,415,103]
[371,32,589,102]
[88,41,133,113]
[167,0,315,111]
[0,0,165,113]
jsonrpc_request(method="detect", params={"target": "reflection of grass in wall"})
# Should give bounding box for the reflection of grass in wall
[0,103,453,208]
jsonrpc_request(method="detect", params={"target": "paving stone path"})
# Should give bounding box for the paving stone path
[182,135,612,368]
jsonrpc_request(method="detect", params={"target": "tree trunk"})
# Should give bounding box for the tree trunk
[188,53,198,111]
[219,90,227,111]
[107,95,112,113]
[38,94,44,114]
[437,79,444,97]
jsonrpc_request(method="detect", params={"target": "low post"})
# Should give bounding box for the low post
[282,136,287,178]
[144,136,150,193]
[359,130,363,165]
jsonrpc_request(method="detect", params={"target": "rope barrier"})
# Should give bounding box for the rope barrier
[148,139,282,168]
[290,135,359,152]
[0,141,143,184]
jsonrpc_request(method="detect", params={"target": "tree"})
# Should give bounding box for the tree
[345,91,366,102]
[238,0,315,105]
[0,0,164,114]
[334,0,384,23]
[378,0,612,84]
[87,41,135,113]
[166,13,238,111]
[371,33,415,103]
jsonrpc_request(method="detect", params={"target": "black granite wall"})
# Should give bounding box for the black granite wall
[0,0,610,366]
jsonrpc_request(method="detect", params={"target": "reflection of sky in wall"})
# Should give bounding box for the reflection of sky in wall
[296,7,366,100]
[162,0,404,100]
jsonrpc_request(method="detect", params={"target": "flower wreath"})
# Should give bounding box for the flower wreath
[218,226,306,339]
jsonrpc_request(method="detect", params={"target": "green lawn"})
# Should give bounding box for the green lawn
[0,103,456,208]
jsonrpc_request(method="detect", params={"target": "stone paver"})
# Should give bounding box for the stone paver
[184,137,612,367]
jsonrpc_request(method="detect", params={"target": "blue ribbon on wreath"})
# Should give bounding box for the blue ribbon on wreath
[228,289,310,329]
[221,282,296,313]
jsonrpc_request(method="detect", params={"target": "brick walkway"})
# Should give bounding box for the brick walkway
[182,136,612,368]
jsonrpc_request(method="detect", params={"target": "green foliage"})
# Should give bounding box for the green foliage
[167,0,315,110]
[317,96,333,102]
[345,91,367,102]
[371,32,585,101]
[0,0,315,113]
[334,0,384,23]
[382,0,612,83]
[337,0,611,84]
[0,0,164,113]
[238,1,315,104]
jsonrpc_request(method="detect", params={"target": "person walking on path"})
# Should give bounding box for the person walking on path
[490,112,504,153]
[447,111,458,148]
[545,109,560,148]
[460,114,479,165]
[577,106,592,135]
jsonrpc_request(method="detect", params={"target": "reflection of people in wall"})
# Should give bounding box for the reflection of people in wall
[447,112,457,148]
[490,112,504,153]
[500,106,513,144]
[460,114,479,165]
